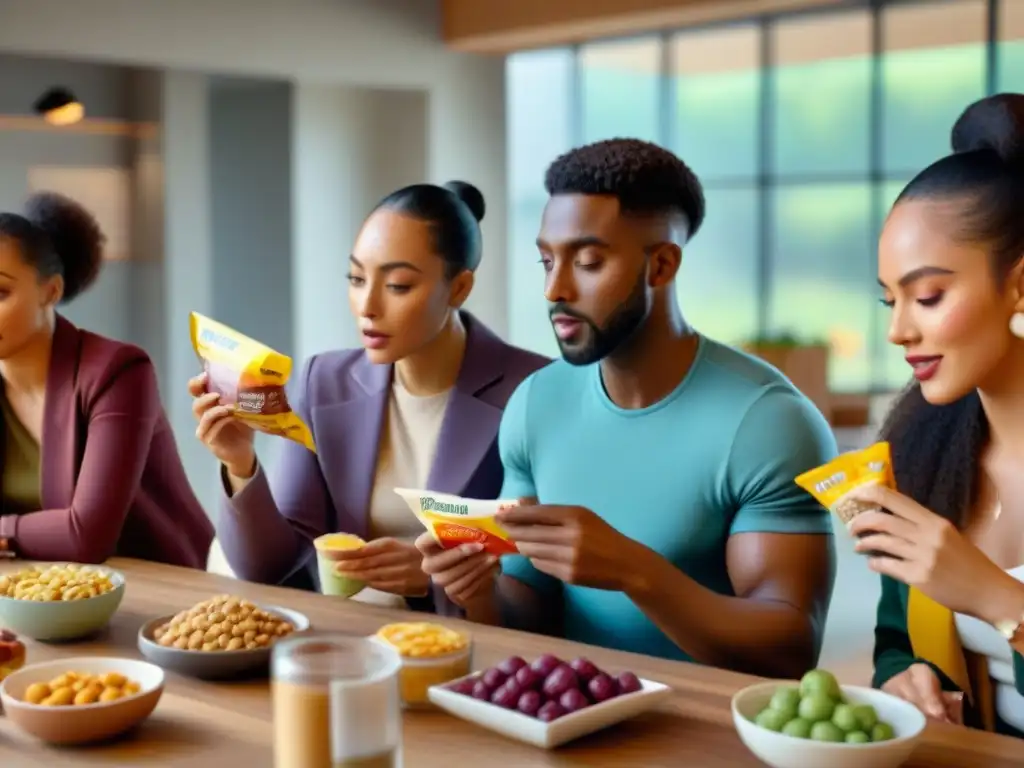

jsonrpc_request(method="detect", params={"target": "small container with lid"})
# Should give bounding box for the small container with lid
[372,622,472,709]
[272,634,403,768]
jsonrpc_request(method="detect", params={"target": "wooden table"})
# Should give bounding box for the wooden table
[0,559,1019,766]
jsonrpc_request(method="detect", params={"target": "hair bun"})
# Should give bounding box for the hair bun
[23,192,105,303]
[443,180,486,223]
[951,93,1024,169]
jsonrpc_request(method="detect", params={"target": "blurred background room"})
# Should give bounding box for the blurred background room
[0,0,1020,683]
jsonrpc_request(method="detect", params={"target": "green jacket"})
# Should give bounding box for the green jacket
[873,574,1024,737]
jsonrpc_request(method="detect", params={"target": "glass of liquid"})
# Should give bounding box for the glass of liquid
[272,634,403,768]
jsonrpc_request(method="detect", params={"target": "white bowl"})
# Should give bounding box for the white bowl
[0,565,125,641]
[732,681,926,768]
[0,656,164,745]
[428,671,671,749]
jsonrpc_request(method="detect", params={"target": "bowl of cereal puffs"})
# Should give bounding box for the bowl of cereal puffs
[0,563,125,641]
[137,594,309,679]
[0,656,164,744]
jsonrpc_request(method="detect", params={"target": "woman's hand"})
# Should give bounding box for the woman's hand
[332,538,430,597]
[881,664,964,724]
[416,533,498,609]
[188,373,256,478]
[848,484,1019,619]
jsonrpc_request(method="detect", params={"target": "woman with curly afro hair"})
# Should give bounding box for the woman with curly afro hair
[0,192,213,567]
[845,93,1024,738]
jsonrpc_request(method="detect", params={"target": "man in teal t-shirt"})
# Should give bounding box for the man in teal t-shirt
[418,138,838,677]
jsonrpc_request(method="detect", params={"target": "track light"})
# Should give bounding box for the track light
[33,87,85,126]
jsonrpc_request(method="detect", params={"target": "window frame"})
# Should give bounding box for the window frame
[508,0,1004,393]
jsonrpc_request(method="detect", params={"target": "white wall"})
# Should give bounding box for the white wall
[0,54,136,341]
[291,84,429,363]
[0,0,453,87]
[0,0,510,336]
[209,78,294,357]
[0,0,510,515]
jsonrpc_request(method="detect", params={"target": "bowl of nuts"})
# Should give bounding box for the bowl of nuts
[0,564,125,641]
[0,656,164,744]
[137,594,309,679]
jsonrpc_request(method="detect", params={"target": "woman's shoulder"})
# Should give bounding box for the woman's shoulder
[63,321,155,381]
[499,341,552,380]
[463,312,552,380]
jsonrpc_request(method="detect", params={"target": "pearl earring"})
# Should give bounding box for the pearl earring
[1011,312,1024,339]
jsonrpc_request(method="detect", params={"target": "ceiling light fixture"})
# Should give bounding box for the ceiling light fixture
[34,87,85,126]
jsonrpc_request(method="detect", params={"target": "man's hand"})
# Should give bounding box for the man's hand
[416,533,498,608]
[331,538,429,597]
[496,504,644,591]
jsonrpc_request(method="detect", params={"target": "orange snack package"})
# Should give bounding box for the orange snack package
[393,488,519,556]
[189,312,315,453]
[794,441,894,524]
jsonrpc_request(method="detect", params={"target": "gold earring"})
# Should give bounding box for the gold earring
[1011,312,1024,339]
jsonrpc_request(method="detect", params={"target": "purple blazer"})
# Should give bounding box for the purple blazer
[215,313,550,612]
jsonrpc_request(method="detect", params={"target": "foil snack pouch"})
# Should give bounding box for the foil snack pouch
[394,488,520,556]
[189,312,315,453]
[794,441,894,524]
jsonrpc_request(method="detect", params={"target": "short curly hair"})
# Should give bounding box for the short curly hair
[544,138,706,241]
[0,192,105,303]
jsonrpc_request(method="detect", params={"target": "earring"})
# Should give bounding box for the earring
[1011,312,1024,339]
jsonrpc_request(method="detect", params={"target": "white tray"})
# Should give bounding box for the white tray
[427,672,672,749]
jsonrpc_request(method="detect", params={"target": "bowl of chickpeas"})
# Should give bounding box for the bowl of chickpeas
[0,564,125,641]
[0,656,164,745]
[137,594,309,679]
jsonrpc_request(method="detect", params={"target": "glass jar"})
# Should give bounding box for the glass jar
[272,634,403,768]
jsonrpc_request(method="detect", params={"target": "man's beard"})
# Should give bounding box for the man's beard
[550,272,648,366]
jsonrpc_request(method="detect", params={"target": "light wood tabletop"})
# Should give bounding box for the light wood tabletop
[0,558,1020,767]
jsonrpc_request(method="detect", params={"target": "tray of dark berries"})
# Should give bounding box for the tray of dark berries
[427,652,672,749]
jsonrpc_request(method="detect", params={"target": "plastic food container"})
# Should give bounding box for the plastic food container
[372,622,472,709]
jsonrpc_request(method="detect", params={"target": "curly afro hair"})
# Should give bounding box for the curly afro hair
[21,192,106,303]
[543,138,706,241]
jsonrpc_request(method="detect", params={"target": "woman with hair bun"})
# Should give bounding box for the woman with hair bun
[0,192,213,567]
[190,181,549,612]
[846,93,1024,737]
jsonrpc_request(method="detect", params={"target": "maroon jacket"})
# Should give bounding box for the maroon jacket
[0,315,213,567]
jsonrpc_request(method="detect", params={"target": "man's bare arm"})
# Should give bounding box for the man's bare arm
[624,532,836,678]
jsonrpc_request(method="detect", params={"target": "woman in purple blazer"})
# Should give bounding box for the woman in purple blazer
[0,193,213,567]
[190,181,549,613]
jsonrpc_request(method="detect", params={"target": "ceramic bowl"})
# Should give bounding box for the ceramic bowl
[137,604,310,679]
[732,681,926,768]
[0,656,164,745]
[0,565,125,641]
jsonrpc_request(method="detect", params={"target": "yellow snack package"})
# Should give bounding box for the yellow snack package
[189,312,315,453]
[393,488,519,556]
[794,441,894,524]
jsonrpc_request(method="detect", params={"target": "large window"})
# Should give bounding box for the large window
[999,0,1024,90]
[506,49,574,359]
[771,12,873,176]
[882,1,988,175]
[580,39,661,144]
[672,26,761,344]
[506,0,1012,393]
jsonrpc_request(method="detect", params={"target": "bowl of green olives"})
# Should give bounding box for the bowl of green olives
[732,669,926,768]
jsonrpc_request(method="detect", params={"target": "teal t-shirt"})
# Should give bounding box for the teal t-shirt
[498,335,838,662]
